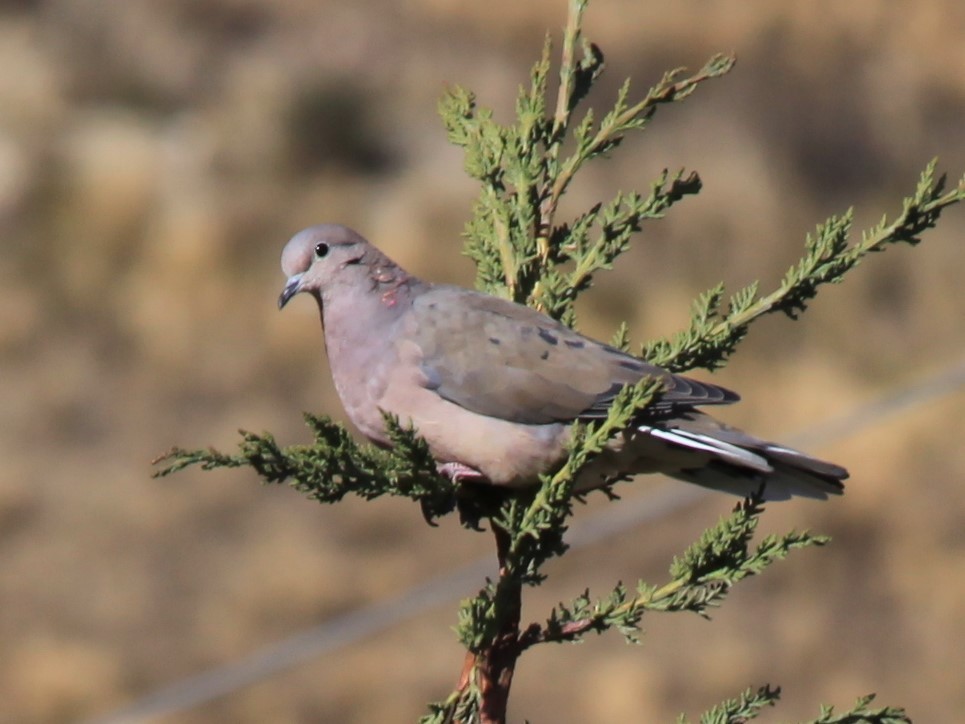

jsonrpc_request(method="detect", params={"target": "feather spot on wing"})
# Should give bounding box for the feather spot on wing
[537,328,559,345]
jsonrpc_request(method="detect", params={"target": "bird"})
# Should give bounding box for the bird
[278,224,847,501]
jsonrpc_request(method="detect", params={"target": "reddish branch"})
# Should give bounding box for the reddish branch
[456,525,522,724]
[454,523,608,723]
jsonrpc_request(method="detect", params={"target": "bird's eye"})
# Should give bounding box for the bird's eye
[314,242,329,258]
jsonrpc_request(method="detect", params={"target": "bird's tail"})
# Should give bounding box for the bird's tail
[640,411,847,501]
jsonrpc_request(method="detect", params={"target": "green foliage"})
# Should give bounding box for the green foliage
[675,690,911,724]
[154,412,458,522]
[423,687,482,724]
[667,496,827,599]
[673,689,913,724]
[452,374,665,653]
[154,0,964,721]
[681,684,782,724]
[808,694,911,724]
[438,0,727,325]
[644,159,965,372]
[507,493,826,653]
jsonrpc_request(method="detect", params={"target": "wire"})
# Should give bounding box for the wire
[83,356,965,724]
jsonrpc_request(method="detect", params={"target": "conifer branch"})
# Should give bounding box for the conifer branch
[439,1,731,323]
[520,494,827,648]
[681,684,783,723]
[804,693,911,724]
[644,162,965,372]
[153,413,458,523]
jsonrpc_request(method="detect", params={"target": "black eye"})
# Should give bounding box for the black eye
[314,242,329,258]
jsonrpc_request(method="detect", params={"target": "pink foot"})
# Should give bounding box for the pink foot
[437,462,487,484]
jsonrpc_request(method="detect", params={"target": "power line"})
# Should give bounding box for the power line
[84,356,965,724]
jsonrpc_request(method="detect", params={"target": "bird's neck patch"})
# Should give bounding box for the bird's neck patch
[371,266,411,309]
[382,288,401,308]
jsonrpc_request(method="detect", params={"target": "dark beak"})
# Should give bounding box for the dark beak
[278,273,304,309]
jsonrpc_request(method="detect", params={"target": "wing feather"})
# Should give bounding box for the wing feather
[406,286,737,424]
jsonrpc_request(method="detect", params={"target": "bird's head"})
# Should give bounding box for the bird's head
[278,224,372,309]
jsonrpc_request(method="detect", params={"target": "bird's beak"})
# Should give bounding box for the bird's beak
[278,273,304,309]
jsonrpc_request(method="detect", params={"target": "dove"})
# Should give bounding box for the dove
[278,224,847,500]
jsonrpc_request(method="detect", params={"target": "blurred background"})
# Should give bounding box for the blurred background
[1,1,964,722]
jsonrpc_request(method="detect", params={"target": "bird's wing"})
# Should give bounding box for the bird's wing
[404,286,737,425]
